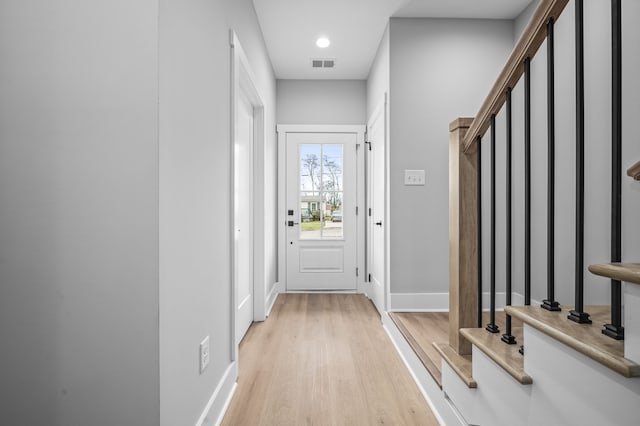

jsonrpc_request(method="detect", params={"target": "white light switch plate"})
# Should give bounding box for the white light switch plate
[404,169,425,186]
[200,335,210,374]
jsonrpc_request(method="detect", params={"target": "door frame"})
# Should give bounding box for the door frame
[366,94,390,313]
[277,124,366,294]
[230,31,265,361]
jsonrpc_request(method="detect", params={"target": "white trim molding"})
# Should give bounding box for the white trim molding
[389,291,537,312]
[230,30,267,361]
[389,292,449,312]
[195,362,238,426]
[265,282,281,317]
[382,312,465,426]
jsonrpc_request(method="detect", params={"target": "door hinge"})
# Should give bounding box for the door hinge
[368,207,372,216]
[368,273,372,282]
[356,267,359,277]
[356,206,359,215]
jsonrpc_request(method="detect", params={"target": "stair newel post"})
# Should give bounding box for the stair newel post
[603,0,624,340]
[502,88,516,344]
[569,0,592,324]
[449,118,479,355]
[542,17,561,312]
[486,114,500,334]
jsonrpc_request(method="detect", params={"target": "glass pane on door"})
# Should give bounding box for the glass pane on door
[322,191,343,239]
[322,144,343,191]
[300,191,321,239]
[298,143,345,240]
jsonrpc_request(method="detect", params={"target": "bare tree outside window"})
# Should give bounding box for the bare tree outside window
[323,154,342,210]
[299,144,344,239]
[301,154,320,191]
[323,154,341,191]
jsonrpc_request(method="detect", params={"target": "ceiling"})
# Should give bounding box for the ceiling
[252,0,534,80]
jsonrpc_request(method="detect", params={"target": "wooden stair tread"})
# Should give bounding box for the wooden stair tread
[433,342,477,388]
[506,305,640,378]
[388,312,443,388]
[460,327,531,385]
[589,263,640,285]
[628,159,640,180]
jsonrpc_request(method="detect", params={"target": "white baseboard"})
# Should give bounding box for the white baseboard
[482,291,506,311]
[195,362,238,426]
[265,282,280,317]
[285,290,358,294]
[389,291,539,312]
[389,292,449,312]
[511,292,542,307]
[382,312,465,426]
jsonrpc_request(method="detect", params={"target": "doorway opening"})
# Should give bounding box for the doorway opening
[231,31,265,355]
[277,125,366,293]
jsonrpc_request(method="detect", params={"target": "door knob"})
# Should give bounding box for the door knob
[375,221,383,226]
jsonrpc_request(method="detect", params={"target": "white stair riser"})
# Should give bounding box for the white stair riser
[525,326,640,426]
[471,346,532,426]
[625,284,640,363]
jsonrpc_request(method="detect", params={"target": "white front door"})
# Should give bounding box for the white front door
[367,99,386,313]
[285,131,358,291]
[235,90,254,343]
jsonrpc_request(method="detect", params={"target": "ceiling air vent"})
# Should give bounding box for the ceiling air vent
[311,59,336,69]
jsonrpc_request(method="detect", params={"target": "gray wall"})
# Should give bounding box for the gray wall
[159,0,276,425]
[388,18,514,294]
[277,79,366,124]
[367,26,390,119]
[0,1,160,425]
[0,0,277,425]
[486,0,640,306]
[514,0,539,42]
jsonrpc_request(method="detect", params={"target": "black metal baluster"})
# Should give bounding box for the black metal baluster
[477,135,483,328]
[524,57,532,308]
[542,17,561,312]
[486,114,500,333]
[569,0,592,324]
[503,88,516,344]
[521,57,532,356]
[603,0,624,340]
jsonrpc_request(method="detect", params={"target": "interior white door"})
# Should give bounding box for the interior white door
[286,131,357,291]
[235,91,254,343]
[367,101,386,313]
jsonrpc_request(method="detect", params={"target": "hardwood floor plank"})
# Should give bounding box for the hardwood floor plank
[222,294,438,426]
[391,310,522,390]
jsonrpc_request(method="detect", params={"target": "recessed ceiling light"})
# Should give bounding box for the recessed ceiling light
[316,37,330,48]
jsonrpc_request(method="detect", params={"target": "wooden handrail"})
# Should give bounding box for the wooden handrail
[628,160,640,180]
[462,0,570,152]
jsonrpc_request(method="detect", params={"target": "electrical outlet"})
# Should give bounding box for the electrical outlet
[404,169,425,186]
[200,336,210,374]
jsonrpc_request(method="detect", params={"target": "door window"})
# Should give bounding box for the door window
[299,143,344,240]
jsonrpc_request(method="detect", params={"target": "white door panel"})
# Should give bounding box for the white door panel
[286,132,357,291]
[367,100,386,314]
[235,91,253,342]
[299,247,344,272]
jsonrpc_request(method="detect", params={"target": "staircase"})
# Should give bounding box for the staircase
[440,1,640,424]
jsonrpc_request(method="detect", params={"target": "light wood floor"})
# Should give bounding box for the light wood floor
[391,311,522,387]
[222,293,439,426]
